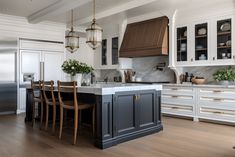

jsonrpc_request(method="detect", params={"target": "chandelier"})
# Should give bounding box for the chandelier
[65,10,79,53]
[86,0,103,50]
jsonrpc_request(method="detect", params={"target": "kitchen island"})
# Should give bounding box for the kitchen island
[25,83,163,149]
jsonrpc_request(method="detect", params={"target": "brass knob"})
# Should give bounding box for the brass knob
[213,57,215,61]
[191,58,193,62]
[233,55,235,59]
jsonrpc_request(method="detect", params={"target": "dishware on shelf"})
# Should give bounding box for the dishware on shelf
[220,22,231,32]
[222,53,226,57]
[196,45,203,49]
[183,30,187,37]
[180,43,187,51]
[227,53,231,58]
[198,28,207,35]
[199,54,206,60]
[226,40,231,46]
[218,43,225,46]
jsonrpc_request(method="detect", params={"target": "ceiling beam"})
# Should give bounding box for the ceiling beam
[76,0,157,25]
[28,0,92,24]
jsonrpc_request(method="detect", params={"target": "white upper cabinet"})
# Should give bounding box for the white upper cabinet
[94,35,119,70]
[175,15,235,67]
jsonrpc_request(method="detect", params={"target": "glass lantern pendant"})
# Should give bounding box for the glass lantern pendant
[86,0,103,50]
[65,10,79,53]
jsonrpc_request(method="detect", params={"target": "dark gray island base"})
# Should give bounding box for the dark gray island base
[25,83,163,149]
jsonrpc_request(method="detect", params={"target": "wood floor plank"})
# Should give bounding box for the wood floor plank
[0,114,235,157]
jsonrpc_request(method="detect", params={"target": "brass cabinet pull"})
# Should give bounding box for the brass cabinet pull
[172,96,178,98]
[171,88,178,91]
[233,55,235,59]
[172,107,179,109]
[213,90,223,93]
[213,57,215,61]
[213,111,224,114]
[191,58,193,62]
[134,95,138,101]
[213,98,224,102]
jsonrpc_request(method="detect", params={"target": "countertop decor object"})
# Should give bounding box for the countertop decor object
[61,59,94,86]
[192,77,206,84]
[86,0,103,50]
[213,67,235,84]
[65,10,79,53]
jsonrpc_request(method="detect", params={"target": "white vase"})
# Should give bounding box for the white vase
[70,74,82,86]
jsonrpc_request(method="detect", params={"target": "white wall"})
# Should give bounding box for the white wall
[66,38,94,67]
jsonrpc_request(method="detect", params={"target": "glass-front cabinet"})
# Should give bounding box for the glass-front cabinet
[101,39,107,65]
[217,18,232,60]
[112,37,119,65]
[175,15,234,66]
[177,27,188,62]
[195,23,208,61]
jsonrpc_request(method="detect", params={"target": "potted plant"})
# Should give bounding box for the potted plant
[213,67,235,85]
[61,59,94,86]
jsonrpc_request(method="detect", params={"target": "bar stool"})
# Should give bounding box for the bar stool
[42,80,59,133]
[57,81,95,145]
[31,80,43,127]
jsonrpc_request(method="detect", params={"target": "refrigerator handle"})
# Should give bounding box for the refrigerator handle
[40,62,44,81]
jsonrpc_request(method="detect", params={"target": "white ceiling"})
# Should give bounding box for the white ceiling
[0,0,233,27]
[0,0,59,17]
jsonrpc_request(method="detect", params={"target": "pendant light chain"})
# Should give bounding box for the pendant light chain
[71,10,74,30]
[93,0,96,22]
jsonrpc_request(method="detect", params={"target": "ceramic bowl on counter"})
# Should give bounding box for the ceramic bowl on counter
[192,77,206,84]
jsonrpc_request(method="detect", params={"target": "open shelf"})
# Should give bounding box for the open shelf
[217,18,232,60]
[195,23,208,61]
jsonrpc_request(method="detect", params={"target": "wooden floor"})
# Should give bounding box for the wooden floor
[0,115,235,157]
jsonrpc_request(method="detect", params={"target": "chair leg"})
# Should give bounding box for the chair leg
[73,110,78,145]
[59,107,63,140]
[92,106,95,136]
[32,102,35,127]
[45,104,49,131]
[40,102,43,130]
[52,105,56,134]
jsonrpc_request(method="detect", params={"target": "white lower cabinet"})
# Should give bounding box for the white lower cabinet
[162,85,235,124]
[162,85,196,118]
[18,88,26,113]
[197,88,235,123]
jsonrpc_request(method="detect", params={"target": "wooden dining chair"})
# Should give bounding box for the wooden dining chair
[42,80,59,133]
[31,80,43,127]
[57,81,95,145]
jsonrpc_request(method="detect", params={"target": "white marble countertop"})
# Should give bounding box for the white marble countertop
[77,83,162,95]
[163,83,235,89]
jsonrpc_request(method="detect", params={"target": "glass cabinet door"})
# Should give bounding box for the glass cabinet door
[177,27,188,62]
[217,18,232,60]
[112,37,119,65]
[195,23,208,61]
[101,39,107,65]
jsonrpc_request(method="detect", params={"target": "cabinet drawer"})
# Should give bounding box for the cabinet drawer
[162,94,194,105]
[163,86,194,96]
[199,107,235,122]
[198,96,235,108]
[162,103,194,116]
[199,88,235,99]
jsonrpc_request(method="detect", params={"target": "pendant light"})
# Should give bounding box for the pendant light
[65,10,79,53]
[86,0,103,50]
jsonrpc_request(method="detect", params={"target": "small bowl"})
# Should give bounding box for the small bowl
[192,78,206,84]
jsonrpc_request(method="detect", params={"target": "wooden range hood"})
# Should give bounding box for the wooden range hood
[120,16,169,58]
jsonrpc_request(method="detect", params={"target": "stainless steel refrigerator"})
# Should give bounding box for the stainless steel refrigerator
[0,51,17,114]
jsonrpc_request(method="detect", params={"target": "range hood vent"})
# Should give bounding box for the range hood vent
[120,16,169,58]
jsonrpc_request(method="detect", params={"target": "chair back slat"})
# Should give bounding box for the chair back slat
[57,81,78,108]
[42,81,55,104]
[31,80,42,98]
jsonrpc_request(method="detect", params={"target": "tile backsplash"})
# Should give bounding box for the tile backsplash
[132,56,175,83]
[183,65,235,83]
